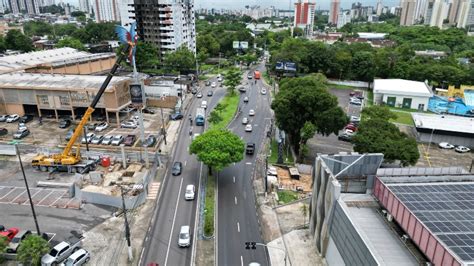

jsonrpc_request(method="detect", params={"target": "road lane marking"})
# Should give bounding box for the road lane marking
[164,177,184,266]
[241,255,244,266]
[245,162,252,165]
[184,161,187,166]
[235,196,238,205]
[191,162,204,266]
[237,222,240,232]
[233,176,235,183]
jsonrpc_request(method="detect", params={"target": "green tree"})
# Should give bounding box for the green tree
[23,21,53,36]
[352,119,420,166]
[39,4,64,14]
[84,22,117,43]
[134,41,160,70]
[299,121,316,161]
[5,30,33,52]
[223,67,241,95]
[0,36,6,53]
[17,235,50,266]
[190,129,245,174]
[197,33,220,57]
[271,74,347,155]
[0,235,7,260]
[163,46,196,74]
[361,105,397,121]
[208,110,223,124]
[351,51,376,85]
[71,11,85,17]
[56,37,86,50]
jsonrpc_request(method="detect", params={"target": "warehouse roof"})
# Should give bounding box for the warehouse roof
[412,112,474,134]
[374,79,433,98]
[0,48,115,74]
[0,72,129,92]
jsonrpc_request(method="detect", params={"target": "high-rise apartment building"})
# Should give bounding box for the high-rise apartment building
[78,0,90,13]
[449,0,461,23]
[9,0,40,14]
[424,0,449,28]
[328,0,340,25]
[132,0,196,57]
[337,10,351,28]
[119,0,134,27]
[376,0,383,15]
[293,0,316,36]
[400,0,416,25]
[456,0,474,28]
[92,0,120,22]
[40,0,54,6]
[414,0,427,22]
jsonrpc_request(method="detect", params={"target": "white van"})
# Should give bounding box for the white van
[178,226,191,247]
[201,101,207,109]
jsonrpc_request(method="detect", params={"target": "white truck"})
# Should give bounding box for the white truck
[41,236,82,266]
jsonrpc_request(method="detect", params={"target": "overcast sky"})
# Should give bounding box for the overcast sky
[63,0,400,12]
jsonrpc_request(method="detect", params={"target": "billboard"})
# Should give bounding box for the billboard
[129,83,144,105]
[232,41,249,49]
[275,61,284,70]
[284,62,297,72]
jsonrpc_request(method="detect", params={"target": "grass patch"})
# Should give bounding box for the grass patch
[390,110,414,125]
[203,175,215,236]
[263,71,273,86]
[209,92,240,129]
[367,90,374,106]
[268,139,294,164]
[277,190,299,204]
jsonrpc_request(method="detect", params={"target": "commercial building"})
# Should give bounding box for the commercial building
[242,5,276,20]
[328,0,340,25]
[276,9,294,18]
[400,0,416,25]
[373,79,433,111]
[92,0,120,22]
[310,152,474,266]
[0,73,131,125]
[131,0,196,57]
[293,0,316,36]
[412,112,474,147]
[9,0,40,14]
[0,48,116,75]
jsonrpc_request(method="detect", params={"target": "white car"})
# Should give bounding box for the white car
[455,145,471,153]
[18,123,27,131]
[121,121,137,129]
[101,135,114,145]
[242,117,248,124]
[249,109,255,116]
[95,122,108,132]
[438,142,455,149]
[111,135,124,146]
[211,82,217,88]
[193,133,200,140]
[81,133,95,144]
[217,76,223,82]
[184,184,195,200]
[6,114,19,123]
[261,88,267,95]
[90,135,104,144]
[178,225,191,247]
[196,92,203,98]
[245,124,253,132]
[60,248,90,266]
[350,116,361,123]
[349,98,362,105]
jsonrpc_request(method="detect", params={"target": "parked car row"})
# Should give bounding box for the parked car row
[338,121,359,142]
[79,133,157,147]
[438,142,471,153]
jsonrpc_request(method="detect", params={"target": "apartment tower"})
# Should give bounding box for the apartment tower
[328,0,340,25]
[293,0,316,36]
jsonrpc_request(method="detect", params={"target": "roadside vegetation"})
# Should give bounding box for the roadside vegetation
[277,190,299,204]
[203,175,215,236]
[269,140,294,164]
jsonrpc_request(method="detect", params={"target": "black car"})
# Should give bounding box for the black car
[87,123,98,131]
[246,143,255,155]
[59,119,71,128]
[207,91,213,97]
[0,128,7,136]
[144,135,157,147]
[170,112,183,120]
[172,162,182,176]
[19,115,34,123]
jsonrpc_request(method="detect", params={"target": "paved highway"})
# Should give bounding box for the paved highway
[217,62,271,266]
[140,76,226,266]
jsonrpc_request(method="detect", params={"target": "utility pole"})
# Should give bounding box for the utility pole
[15,144,41,235]
[83,127,89,152]
[160,96,167,145]
[120,186,133,261]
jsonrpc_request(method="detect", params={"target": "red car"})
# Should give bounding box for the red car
[124,134,137,146]
[344,123,358,132]
[0,227,19,241]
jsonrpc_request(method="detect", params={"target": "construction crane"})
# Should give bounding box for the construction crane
[31,44,130,173]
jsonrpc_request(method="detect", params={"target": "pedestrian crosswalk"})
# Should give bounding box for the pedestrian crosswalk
[147,182,160,200]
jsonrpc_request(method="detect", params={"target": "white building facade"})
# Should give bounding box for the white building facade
[92,0,120,22]
[374,79,433,111]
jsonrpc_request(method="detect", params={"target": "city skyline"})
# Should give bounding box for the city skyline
[61,0,401,11]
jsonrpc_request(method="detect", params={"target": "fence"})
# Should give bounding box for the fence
[327,79,370,88]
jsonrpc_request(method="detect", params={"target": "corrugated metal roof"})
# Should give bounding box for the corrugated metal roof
[0,73,130,92]
[0,48,115,74]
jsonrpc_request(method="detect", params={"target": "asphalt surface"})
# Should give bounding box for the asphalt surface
[217,62,271,266]
[140,76,226,266]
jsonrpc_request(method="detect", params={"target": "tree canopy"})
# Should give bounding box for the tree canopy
[190,129,245,172]
[223,67,241,94]
[162,46,196,74]
[271,74,347,155]
[56,37,86,50]
[17,235,50,266]
[5,30,33,52]
[352,105,420,166]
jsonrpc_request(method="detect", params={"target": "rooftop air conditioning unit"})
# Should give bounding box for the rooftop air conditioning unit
[402,235,409,242]
[387,214,393,222]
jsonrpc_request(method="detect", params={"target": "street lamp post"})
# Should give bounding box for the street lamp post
[15,144,41,235]
[245,242,289,266]
[120,186,133,261]
[160,96,167,145]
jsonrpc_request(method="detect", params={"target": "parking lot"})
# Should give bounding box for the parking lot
[0,186,80,209]
[0,108,170,151]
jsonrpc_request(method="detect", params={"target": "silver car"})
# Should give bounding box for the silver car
[111,135,124,146]
[101,135,113,145]
[90,135,104,144]
[60,249,90,266]
[178,225,191,247]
